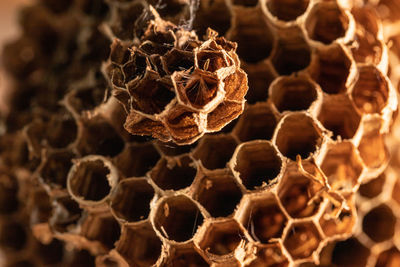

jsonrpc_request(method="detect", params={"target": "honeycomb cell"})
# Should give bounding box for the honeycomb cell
[192,134,237,170]
[362,204,396,243]
[269,76,319,113]
[376,247,400,267]
[359,173,385,198]
[77,116,125,157]
[351,65,390,114]
[229,7,274,63]
[241,62,276,103]
[114,142,160,178]
[0,172,19,214]
[67,156,118,204]
[244,243,289,267]
[149,155,197,191]
[39,150,75,189]
[331,238,370,267]
[193,169,243,217]
[271,29,311,75]
[236,193,287,243]
[283,222,322,260]
[161,245,209,267]
[193,0,232,37]
[0,220,27,251]
[233,103,277,142]
[230,140,283,190]
[320,141,364,191]
[305,2,350,44]
[49,196,83,233]
[278,165,324,218]
[266,0,310,21]
[116,222,162,267]
[110,178,155,223]
[197,219,245,256]
[310,44,354,94]
[274,112,324,160]
[317,94,361,140]
[152,195,204,242]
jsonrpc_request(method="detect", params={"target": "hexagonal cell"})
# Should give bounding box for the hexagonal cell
[0,220,27,251]
[376,247,400,267]
[193,170,243,217]
[271,30,311,75]
[236,193,287,243]
[77,117,125,157]
[116,222,162,267]
[352,66,389,114]
[193,0,231,37]
[231,141,283,190]
[49,195,83,233]
[270,76,318,113]
[114,142,160,178]
[241,61,276,103]
[39,150,75,189]
[0,172,19,215]
[197,219,245,256]
[359,173,385,199]
[274,112,324,160]
[266,0,310,21]
[283,222,322,260]
[310,44,353,94]
[320,141,363,191]
[244,243,289,267]
[165,106,201,144]
[67,156,118,204]
[229,8,274,63]
[233,103,277,142]
[150,155,197,191]
[305,2,350,44]
[153,195,204,242]
[161,245,209,267]
[278,166,324,218]
[192,134,237,170]
[110,178,155,223]
[317,94,361,140]
[362,204,396,243]
[331,238,370,267]
[80,212,121,250]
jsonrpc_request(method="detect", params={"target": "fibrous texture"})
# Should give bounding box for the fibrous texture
[0,0,399,266]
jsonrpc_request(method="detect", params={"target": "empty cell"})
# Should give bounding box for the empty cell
[266,0,310,21]
[271,31,311,75]
[233,103,277,142]
[66,81,109,114]
[150,155,197,191]
[229,8,274,63]
[376,247,400,267]
[193,134,237,170]
[193,0,231,37]
[360,174,385,198]
[283,222,322,260]
[270,76,318,113]
[67,157,116,203]
[274,113,323,160]
[237,194,287,243]
[231,141,282,190]
[0,221,27,251]
[164,49,195,74]
[161,246,209,267]
[114,142,160,178]
[305,2,350,44]
[116,222,162,267]
[197,219,244,256]
[196,50,229,72]
[81,213,121,249]
[0,172,19,214]
[45,111,78,149]
[111,178,155,222]
[194,170,243,217]
[352,66,389,114]
[244,243,289,266]
[77,117,125,157]
[39,150,75,188]
[278,167,324,218]
[153,195,204,242]
[362,204,396,243]
[310,44,353,94]
[321,141,364,191]
[331,238,370,267]
[243,62,276,104]
[317,94,361,140]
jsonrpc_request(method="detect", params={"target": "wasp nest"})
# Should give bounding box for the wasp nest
[0,0,399,266]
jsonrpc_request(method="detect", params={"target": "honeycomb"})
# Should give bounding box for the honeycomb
[0,0,399,266]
